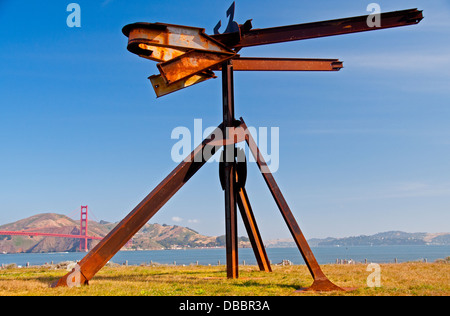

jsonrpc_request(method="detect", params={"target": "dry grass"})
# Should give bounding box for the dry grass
[0,263,448,296]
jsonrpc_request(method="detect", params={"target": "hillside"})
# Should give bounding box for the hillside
[0,213,250,254]
[307,231,450,247]
[0,214,86,253]
[266,231,450,248]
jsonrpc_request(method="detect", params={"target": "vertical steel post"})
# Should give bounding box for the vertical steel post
[222,60,239,279]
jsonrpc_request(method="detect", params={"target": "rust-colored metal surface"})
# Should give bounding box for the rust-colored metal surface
[217,9,423,49]
[158,51,235,84]
[222,61,239,279]
[236,186,272,272]
[135,43,187,63]
[123,23,234,54]
[149,71,216,98]
[231,57,343,72]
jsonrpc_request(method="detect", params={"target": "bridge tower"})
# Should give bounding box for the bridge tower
[80,206,88,252]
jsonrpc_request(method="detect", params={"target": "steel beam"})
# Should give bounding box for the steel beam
[149,71,216,98]
[123,22,235,54]
[230,57,343,72]
[53,125,224,287]
[236,186,272,272]
[133,43,187,63]
[222,60,239,279]
[218,9,423,48]
[158,51,236,84]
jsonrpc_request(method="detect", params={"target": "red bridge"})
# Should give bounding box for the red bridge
[0,206,103,252]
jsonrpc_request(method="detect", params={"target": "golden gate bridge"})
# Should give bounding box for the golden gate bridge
[0,206,103,252]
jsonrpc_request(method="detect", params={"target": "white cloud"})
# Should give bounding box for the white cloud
[172,216,183,223]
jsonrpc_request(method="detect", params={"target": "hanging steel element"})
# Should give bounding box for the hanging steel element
[54,3,423,291]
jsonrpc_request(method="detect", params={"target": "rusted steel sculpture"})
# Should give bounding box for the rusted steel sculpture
[54,4,423,291]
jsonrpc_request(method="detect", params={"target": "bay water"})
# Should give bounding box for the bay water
[1,245,449,267]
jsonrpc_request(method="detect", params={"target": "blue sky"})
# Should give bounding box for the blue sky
[1,0,449,240]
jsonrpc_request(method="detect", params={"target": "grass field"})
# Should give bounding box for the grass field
[0,263,448,296]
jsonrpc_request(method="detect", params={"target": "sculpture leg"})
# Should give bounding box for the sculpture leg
[236,186,272,272]
[240,118,343,291]
[53,125,224,287]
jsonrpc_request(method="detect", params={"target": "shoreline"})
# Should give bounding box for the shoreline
[2,258,448,271]
[1,245,449,268]
[2,243,450,255]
